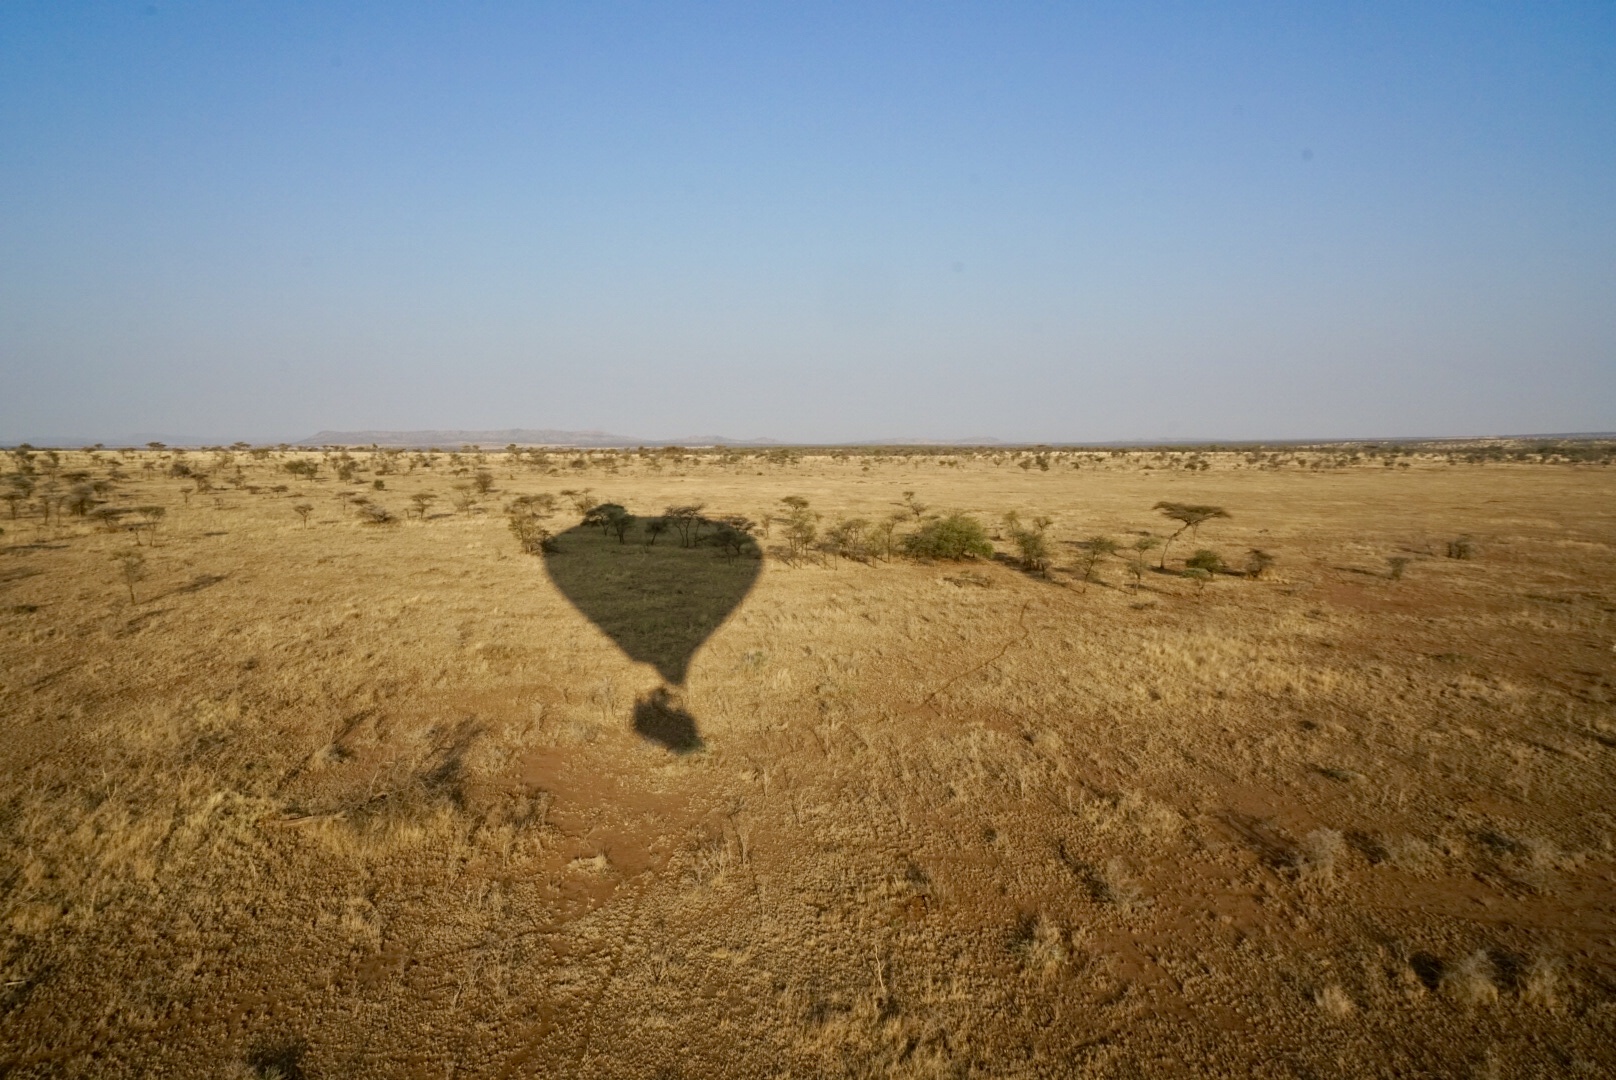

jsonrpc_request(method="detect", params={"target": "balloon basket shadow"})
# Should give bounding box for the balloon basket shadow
[633,687,703,754]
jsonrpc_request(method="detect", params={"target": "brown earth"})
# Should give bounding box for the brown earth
[2,445,1614,1077]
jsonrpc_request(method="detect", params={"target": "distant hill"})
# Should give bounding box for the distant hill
[295,428,782,448]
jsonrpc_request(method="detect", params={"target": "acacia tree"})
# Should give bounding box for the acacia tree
[560,488,598,518]
[608,506,636,543]
[113,549,146,604]
[1128,535,1161,590]
[712,516,758,559]
[1005,512,1054,573]
[583,502,628,536]
[873,513,904,561]
[3,475,32,518]
[823,518,874,564]
[1076,535,1121,588]
[1152,502,1230,568]
[779,497,817,563]
[507,494,559,554]
[664,504,706,547]
[135,505,167,545]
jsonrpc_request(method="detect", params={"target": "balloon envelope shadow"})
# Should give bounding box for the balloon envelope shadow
[541,519,761,752]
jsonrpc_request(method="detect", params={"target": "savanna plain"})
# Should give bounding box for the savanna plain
[2,442,1615,1078]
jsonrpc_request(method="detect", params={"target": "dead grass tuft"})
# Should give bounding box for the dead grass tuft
[1441,950,1499,1006]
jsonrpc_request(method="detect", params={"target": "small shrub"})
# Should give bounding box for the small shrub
[113,549,147,603]
[1315,984,1355,1017]
[1296,828,1343,884]
[902,513,992,561]
[1521,957,1562,1008]
[711,517,758,559]
[355,501,396,525]
[1184,548,1225,574]
[1005,513,1053,573]
[560,488,597,517]
[1441,950,1498,1005]
[507,494,558,554]
[65,484,98,517]
[1127,535,1160,590]
[779,496,817,562]
[508,514,553,554]
[1016,914,1067,975]
[473,470,495,494]
[583,502,628,535]
[871,514,903,561]
[1076,535,1120,586]
[1446,536,1474,560]
[823,517,874,563]
[1386,555,1410,580]
[293,503,313,527]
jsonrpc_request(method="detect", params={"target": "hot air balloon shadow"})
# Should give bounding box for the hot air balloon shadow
[541,514,761,752]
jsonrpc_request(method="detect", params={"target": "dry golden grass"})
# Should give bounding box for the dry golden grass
[2,444,1615,1077]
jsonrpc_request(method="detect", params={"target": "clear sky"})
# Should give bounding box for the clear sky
[2,2,1612,444]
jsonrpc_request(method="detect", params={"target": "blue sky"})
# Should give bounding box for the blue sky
[2,2,1612,442]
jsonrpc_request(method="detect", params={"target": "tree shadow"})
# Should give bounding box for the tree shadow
[542,516,760,751]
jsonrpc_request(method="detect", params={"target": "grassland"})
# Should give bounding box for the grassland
[2,443,1614,1077]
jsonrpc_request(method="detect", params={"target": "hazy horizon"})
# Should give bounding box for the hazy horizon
[4,3,1613,444]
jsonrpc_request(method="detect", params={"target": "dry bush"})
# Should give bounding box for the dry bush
[1441,950,1499,1005]
[1314,983,1355,1017]
[1297,828,1344,885]
[1521,956,1562,1008]
[354,501,396,525]
[1016,913,1068,975]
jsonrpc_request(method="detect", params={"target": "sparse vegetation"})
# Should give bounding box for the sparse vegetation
[0,445,1611,1077]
